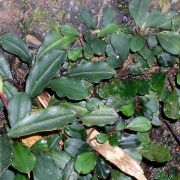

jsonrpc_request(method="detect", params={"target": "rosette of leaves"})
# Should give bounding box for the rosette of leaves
[0,0,179,179]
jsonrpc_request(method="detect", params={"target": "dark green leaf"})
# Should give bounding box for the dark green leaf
[49,150,71,169]
[66,61,115,83]
[109,132,121,146]
[0,33,32,64]
[80,107,119,127]
[33,152,62,180]
[14,173,27,180]
[111,32,130,61]
[26,50,66,98]
[79,9,96,29]
[103,8,117,26]
[31,139,49,152]
[64,138,91,157]
[91,39,106,55]
[111,169,132,180]
[8,106,76,138]
[124,149,142,164]
[141,142,171,162]
[49,77,89,100]
[177,74,180,85]
[36,31,75,60]
[130,35,145,52]
[147,36,158,48]
[96,157,110,179]
[75,152,97,174]
[65,122,87,140]
[120,103,134,116]
[68,47,82,61]
[0,135,12,176]
[164,92,180,120]
[12,143,36,174]
[8,93,31,127]
[86,98,104,111]
[157,31,180,55]
[159,52,175,67]
[61,24,79,37]
[0,170,15,180]
[129,0,149,27]
[0,53,12,80]
[151,72,166,93]
[47,134,62,151]
[99,23,120,37]
[126,116,152,132]
[97,133,109,144]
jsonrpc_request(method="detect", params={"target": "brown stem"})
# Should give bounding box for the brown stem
[0,93,8,109]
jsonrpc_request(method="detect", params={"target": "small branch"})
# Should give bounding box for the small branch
[0,93,8,110]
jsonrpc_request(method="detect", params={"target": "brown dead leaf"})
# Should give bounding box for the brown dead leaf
[37,91,51,108]
[22,135,41,147]
[87,128,147,180]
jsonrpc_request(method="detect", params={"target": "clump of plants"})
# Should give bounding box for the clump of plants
[0,0,179,179]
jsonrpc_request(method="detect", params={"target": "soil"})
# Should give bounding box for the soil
[0,0,179,179]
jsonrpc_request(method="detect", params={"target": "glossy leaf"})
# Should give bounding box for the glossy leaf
[91,39,106,55]
[8,106,76,138]
[36,31,75,60]
[111,169,132,180]
[99,23,120,37]
[163,92,180,120]
[0,135,12,176]
[75,152,97,174]
[80,107,119,127]
[0,170,15,180]
[64,138,91,157]
[103,8,117,26]
[31,139,49,152]
[14,173,27,180]
[129,0,149,27]
[0,33,32,64]
[12,143,36,174]
[126,116,152,132]
[109,132,121,146]
[141,142,171,162]
[130,35,145,52]
[33,152,62,180]
[97,133,109,144]
[26,50,66,97]
[157,31,180,55]
[120,103,134,116]
[66,61,115,83]
[111,32,130,61]
[68,47,82,61]
[151,72,166,93]
[7,92,31,127]
[79,8,96,29]
[0,53,12,80]
[147,36,158,48]
[49,77,89,100]
[61,24,79,37]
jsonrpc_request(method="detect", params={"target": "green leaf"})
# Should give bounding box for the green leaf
[141,142,171,162]
[147,36,158,48]
[151,72,166,93]
[68,47,82,61]
[109,132,121,146]
[99,23,120,37]
[0,135,12,176]
[159,52,175,67]
[96,157,110,179]
[0,33,32,64]
[49,77,89,100]
[75,152,97,174]
[26,50,66,98]
[65,122,87,140]
[64,138,91,157]
[14,173,27,180]
[97,133,109,144]
[31,139,49,152]
[91,39,106,55]
[36,31,75,60]
[0,170,15,180]
[164,92,180,120]
[8,93,31,127]
[33,152,62,180]
[49,150,71,169]
[79,8,96,29]
[120,103,134,116]
[66,61,115,83]
[129,0,149,27]
[130,35,145,52]
[103,8,117,26]
[12,143,36,174]
[111,32,130,61]
[0,53,12,80]
[177,74,180,85]
[126,116,152,132]
[8,106,76,138]
[80,107,118,127]
[61,24,79,37]
[111,169,132,180]
[157,31,180,55]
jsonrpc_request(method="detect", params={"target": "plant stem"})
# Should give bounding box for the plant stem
[0,93,8,110]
